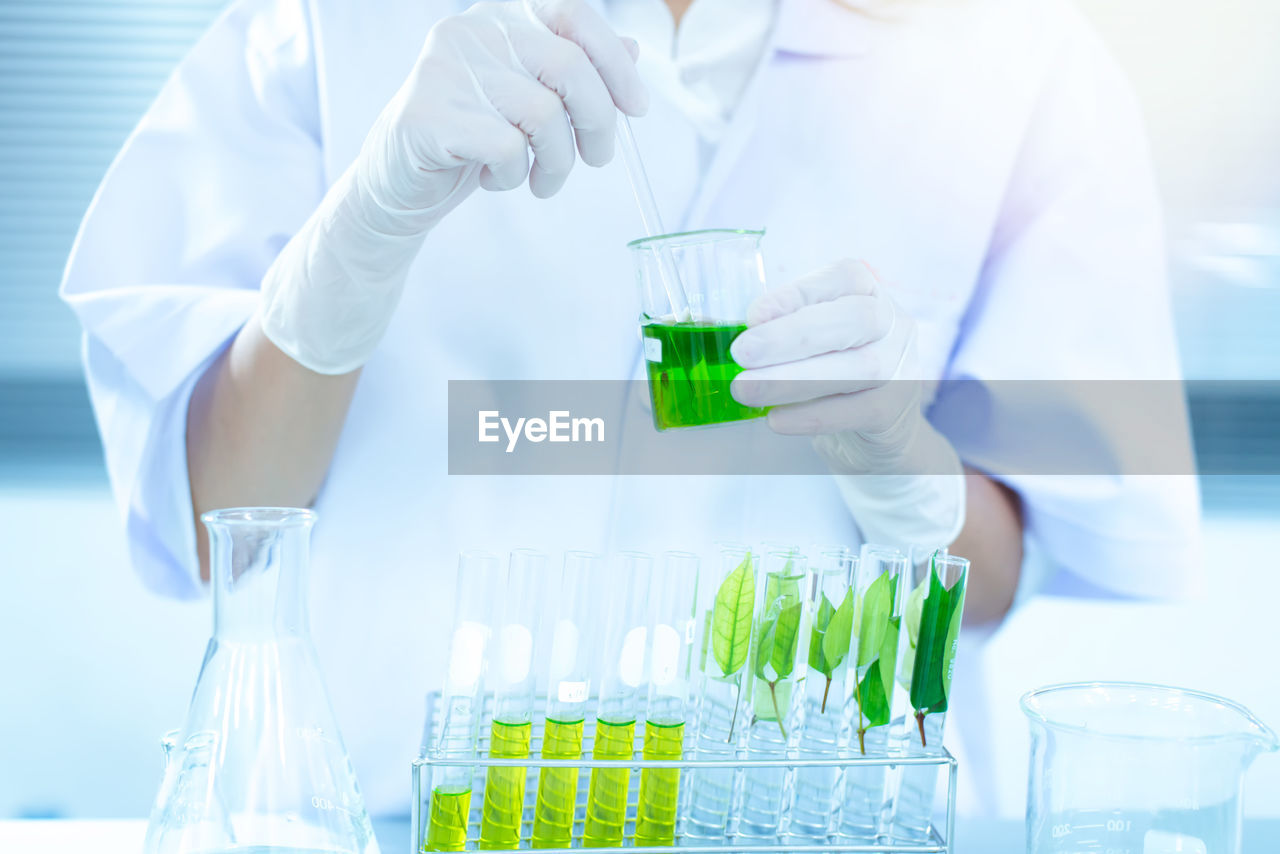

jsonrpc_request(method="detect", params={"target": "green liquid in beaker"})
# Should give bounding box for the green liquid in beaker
[426,786,472,852]
[634,719,685,847]
[479,719,532,850]
[531,717,585,849]
[641,321,767,431]
[582,719,636,847]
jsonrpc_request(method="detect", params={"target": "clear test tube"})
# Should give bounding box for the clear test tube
[837,544,908,843]
[876,545,947,838]
[582,551,653,848]
[425,551,503,852]
[479,549,550,850]
[685,544,757,841]
[635,550,700,847]
[757,540,800,558]
[889,546,949,744]
[787,546,856,840]
[738,549,812,840]
[886,552,969,844]
[530,551,600,849]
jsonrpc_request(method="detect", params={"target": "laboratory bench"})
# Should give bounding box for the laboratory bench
[3,817,1279,853]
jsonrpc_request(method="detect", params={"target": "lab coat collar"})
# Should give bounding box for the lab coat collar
[773,0,876,57]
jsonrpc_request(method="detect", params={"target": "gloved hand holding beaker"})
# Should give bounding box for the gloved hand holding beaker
[260,0,649,375]
[729,259,966,551]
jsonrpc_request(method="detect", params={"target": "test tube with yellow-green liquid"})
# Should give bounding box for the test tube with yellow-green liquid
[531,551,600,849]
[635,551,699,847]
[424,551,503,852]
[478,549,550,850]
[582,552,653,848]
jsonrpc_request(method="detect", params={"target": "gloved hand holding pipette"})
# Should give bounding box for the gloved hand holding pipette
[259,0,648,375]
[729,259,966,552]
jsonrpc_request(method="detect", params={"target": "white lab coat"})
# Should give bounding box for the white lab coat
[62,0,1201,813]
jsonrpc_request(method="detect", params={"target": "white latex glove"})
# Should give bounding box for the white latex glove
[260,0,649,375]
[729,259,966,551]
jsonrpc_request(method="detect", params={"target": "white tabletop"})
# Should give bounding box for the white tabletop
[5,817,1279,853]
[0,819,147,853]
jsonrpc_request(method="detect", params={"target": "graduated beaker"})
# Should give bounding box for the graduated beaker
[143,508,379,854]
[630,229,768,431]
[1022,681,1277,854]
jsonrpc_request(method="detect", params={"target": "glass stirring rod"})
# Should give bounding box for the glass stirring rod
[616,113,692,322]
[522,0,691,320]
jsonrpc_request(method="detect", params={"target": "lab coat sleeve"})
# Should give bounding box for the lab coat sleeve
[932,11,1202,601]
[60,0,324,598]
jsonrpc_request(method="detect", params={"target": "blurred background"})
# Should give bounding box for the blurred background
[1,0,1278,823]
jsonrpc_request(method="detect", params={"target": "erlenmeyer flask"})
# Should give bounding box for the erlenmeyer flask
[144,508,379,854]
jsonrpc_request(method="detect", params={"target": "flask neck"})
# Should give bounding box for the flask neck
[204,509,315,641]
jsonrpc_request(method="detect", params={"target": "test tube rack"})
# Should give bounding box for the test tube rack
[411,693,957,854]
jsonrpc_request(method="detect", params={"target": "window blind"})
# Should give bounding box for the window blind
[0,0,227,379]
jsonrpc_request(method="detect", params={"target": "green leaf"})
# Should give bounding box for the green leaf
[753,569,802,681]
[877,615,900,705]
[822,587,855,672]
[753,616,778,681]
[854,659,891,728]
[904,578,927,649]
[897,579,929,690]
[856,572,891,671]
[712,554,755,677]
[909,560,967,717]
[807,593,837,676]
[769,602,803,679]
[851,572,901,739]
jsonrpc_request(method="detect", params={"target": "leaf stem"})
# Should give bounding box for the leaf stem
[915,710,927,748]
[820,676,832,714]
[768,681,787,740]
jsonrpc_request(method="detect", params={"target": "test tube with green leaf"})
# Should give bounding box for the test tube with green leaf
[738,549,811,839]
[478,549,549,850]
[886,552,969,844]
[787,547,856,840]
[424,551,502,852]
[837,544,907,843]
[684,545,756,841]
[581,551,652,848]
[530,551,599,849]
[634,551,699,847]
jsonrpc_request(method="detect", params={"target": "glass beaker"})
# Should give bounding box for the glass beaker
[1022,682,1277,854]
[144,508,379,854]
[629,228,768,431]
